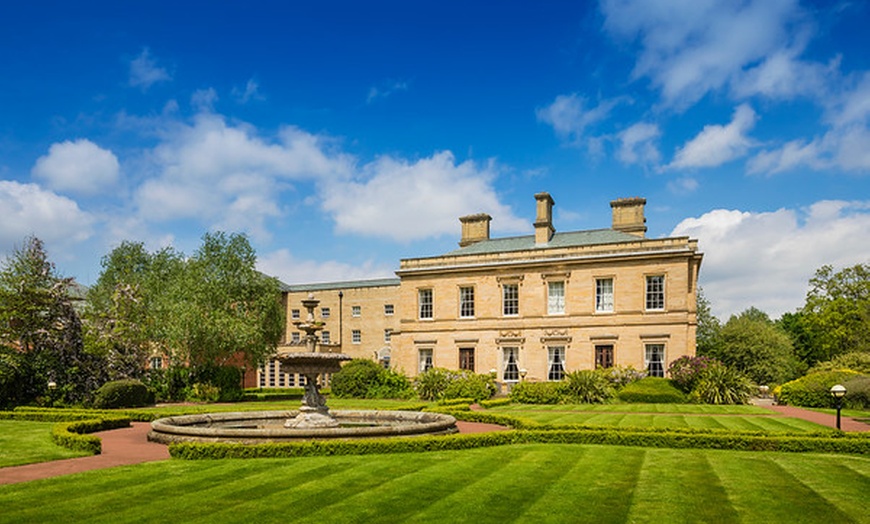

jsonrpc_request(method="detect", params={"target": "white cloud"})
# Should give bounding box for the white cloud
[672,200,870,319]
[129,48,171,90]
[321,151,527,242]
[191,88,219,112]
[0,181,94,251]
[601,0,809,107]
[731,47,835,100]
[367,80,409,104]
[669,104,757,169]
[233,78,264,104]
[31,139,120,195]
[257,248,395,285]
[617,122,661,165]
[536,94,621,145]
[136,113,354,240]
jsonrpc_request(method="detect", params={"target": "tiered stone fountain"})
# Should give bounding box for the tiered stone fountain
[149,294,457,444]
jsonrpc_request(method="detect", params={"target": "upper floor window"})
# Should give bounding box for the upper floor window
[459,286,475,318]
[547,281,565,315]
[352,329,361,344]
[502,283,519,316]
[352,305,361,317]
[418,289,433,319]
[596,278,614,312]
[291,309,300,319]
[321,307,330,318]
[645,275,665,311]
[384,304,394,316]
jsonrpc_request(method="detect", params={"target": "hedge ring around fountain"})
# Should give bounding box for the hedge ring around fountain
[148,293,457,444]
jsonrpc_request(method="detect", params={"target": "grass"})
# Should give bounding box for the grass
[0,420,89,467]
[0,444,867,523]
[486,403,831,432]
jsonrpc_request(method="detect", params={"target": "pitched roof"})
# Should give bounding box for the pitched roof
[444,228,642,256]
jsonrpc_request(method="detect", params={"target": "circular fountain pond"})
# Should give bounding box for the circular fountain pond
[148,410,458,444]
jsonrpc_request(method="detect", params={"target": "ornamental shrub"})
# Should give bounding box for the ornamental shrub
[188,382,220,403]
[562,370,614,403]
[776,370,862,407]
[689,363,752,405]
[811,352,870,374]
[508,380,565,404]
[415,368,495,402]
[842,375,870,409]
[668,355,720,393]
[92,379,155,409]
[617,377,687,403]
[600,365,645,389]
[331,359,415,399]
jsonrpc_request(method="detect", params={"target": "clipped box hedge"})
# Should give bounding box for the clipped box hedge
[2,409,131,455]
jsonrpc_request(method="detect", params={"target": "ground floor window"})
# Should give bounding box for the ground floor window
[595,345,614,369]
[419,348,433,373]
[645,344,665,377]
[459,347,475,371]
[548,346,565,381]
[149,356,163,370]
[503,347,519,381]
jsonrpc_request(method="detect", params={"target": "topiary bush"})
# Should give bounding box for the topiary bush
[689,362,752,405]
[508,381,565,404]
[776,370,862,408]
[617,377,687,404]
[668,355,720,393]
[92,379,155,409]
[562,370,614,403]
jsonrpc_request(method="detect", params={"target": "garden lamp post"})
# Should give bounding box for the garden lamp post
[519,368,527,381]
[830,384,846,430]
[47,380,57,406]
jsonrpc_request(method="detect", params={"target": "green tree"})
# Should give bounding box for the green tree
[705,308,804,386]
[695,287,721,356]
[799,264,870,364]
[0,237,104,406]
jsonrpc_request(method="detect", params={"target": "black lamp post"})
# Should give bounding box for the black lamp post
[830,384,847,430]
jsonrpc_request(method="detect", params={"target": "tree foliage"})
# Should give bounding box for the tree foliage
[695,287,721,356]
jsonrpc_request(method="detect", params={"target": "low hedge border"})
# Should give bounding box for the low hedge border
[2,410,130,455]
[478,398,512,409]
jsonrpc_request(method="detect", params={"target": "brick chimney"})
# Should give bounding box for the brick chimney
[610,197,647,238]
[459,213,492,247]
[534,192,555,245]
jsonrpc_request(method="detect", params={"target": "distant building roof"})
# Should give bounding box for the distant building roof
[444,228,643,257]
[283,277,400,293]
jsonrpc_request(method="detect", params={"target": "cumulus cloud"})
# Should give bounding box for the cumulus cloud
[536,94,622,146]
[257,248,396,285]
[128,48,171,90]
[321,151,527,242]
[31,139,120,195]
[0,181,94,250]
[669,104,757,169]
[617,122,661,165]
[672,200,870,319]
[136,113,354,240]
[601,0,809,107]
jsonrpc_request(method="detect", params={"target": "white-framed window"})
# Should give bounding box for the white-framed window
[547,281,565,315]
[645,275,665,311]
[502,283,519,316]
[547,346,565,381]
[291,332,301,344]
[459,286,475,318]
[321,331,330,344]
[291,309,300,319]
[419,289,433,319]
[321,307,330,318]
[384,304,394,316]
[459,347,475,371]
[419,348,433,372]
[503,347,519,382]
[384,329,392,344]
[149,356,163,370]
[645,343,665,377]
[352,305,361,317]
[596,278,614,312]
[352,330,361,344]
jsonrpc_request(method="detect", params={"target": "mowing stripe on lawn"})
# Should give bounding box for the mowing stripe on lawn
[519,445,645,524]
[769,455,870,520]
[707,452,858,523]
[625,449,740,524]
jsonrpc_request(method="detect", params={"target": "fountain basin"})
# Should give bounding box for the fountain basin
[148,410,458,444]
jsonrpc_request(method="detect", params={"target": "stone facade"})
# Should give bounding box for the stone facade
[262,193,702,389]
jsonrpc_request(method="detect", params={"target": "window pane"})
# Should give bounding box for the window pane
[459,348,475,371]
[548,281,565,315]
[321,307,330,318]
[385,304,394,316]
[596,278,614,312]
[419,289,433,319]
[352,330,361,344]
[595,345,614,369]
[645,344,665,377]
[321,331,330,344]
[503,284,519,316]
[352,305,361,317]
[460,286,475,318]
[548,346,565,380]
[419,349,433,372]
[645,275,665,310]
[503,347,519,381]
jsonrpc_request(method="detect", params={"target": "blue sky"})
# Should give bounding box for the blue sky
[2,0,869,319]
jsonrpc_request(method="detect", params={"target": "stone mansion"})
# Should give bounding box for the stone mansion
[255,193,703,389]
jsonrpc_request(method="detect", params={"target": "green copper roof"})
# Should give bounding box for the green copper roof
[284,277,400,292]
[445,229,642,256]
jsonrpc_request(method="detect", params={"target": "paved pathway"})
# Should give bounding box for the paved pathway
[2,405,865,486]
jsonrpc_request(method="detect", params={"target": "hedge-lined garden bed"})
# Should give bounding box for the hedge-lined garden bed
[1,409,131,455]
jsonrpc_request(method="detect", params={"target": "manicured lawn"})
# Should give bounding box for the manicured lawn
[0,420,89,467]
[487,404,831,432]
[0,444,867,523]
